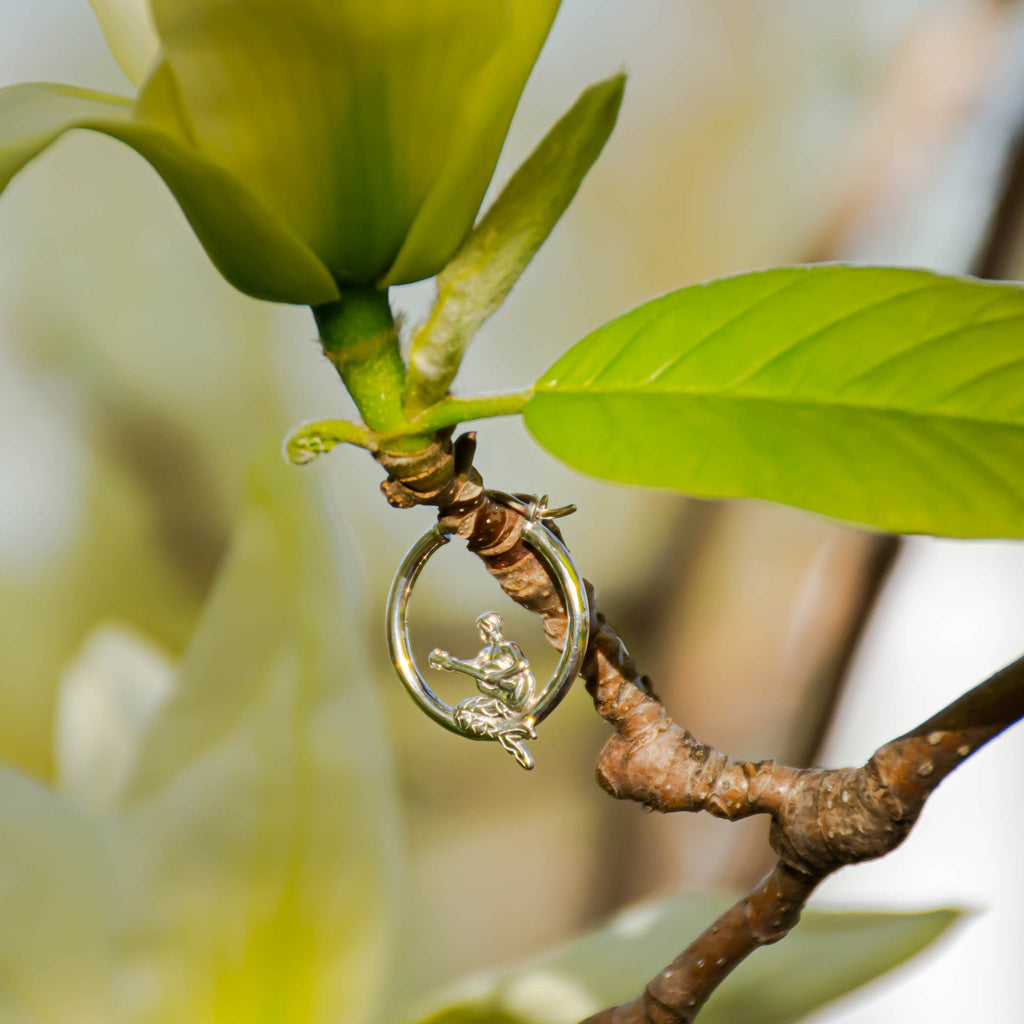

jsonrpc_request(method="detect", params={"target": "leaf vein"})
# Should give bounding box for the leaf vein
[832,302,1024,396]
[937,351,1024,405]
[636,273,810,385]
[732,282,951,386]
[918,415,1024,510]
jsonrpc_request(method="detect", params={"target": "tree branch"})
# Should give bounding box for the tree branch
[580,654,1024,1024]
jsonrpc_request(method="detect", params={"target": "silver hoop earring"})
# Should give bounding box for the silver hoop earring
[385,493,590,770]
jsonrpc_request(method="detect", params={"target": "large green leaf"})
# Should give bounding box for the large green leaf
[525,266,1024,537]
[402,894,957,1024]
[110,466,398,1024]
[0,80,339,304]
[405,74,625,413]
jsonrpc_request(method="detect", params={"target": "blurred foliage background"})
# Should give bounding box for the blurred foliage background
[2,1,1024,1021]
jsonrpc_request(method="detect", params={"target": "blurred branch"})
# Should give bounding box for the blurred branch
[972,118,1024,278]
[785,535,900,769]
[98,401,229,596]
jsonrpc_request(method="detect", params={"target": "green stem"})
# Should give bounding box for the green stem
[283,387,530,467]
[311,291,529,455]
[384,390,532,440]
[313,288,414,438]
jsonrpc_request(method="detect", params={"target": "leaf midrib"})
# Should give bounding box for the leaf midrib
[532,384,1024,431]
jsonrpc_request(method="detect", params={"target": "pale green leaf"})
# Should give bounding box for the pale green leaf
[526,265,1024,537]
[405,74,625,413]
[0,80,339,304]
[152,0,558,286]
[86,0,160,85]
[403,895,957,1024]
[0,769,113,1022]
[0,81,131,183]
[115,465,398,1024]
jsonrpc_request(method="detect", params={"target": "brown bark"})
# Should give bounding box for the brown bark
[581,863,819,1024]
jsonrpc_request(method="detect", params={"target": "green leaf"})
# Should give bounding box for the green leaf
[0,81,128,181]
[0,80,339,304]
[152,0,559,287]
[114,465,398,1024]
[526,265,1024,537]
[401,895,957,1024]
[405,74,625,414]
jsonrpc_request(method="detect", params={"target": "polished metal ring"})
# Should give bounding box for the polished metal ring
[385,493,590,770]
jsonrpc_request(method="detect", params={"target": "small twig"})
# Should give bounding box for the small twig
[581,863,818,1024]
[391,390,532,439]
[283,418,375,463]
[972,119,1024,280]
[282,392,532,466]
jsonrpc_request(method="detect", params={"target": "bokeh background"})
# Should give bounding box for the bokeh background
[2,1,1024,1020]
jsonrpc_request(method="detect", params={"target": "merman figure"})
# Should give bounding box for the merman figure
[428,611,538,769]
